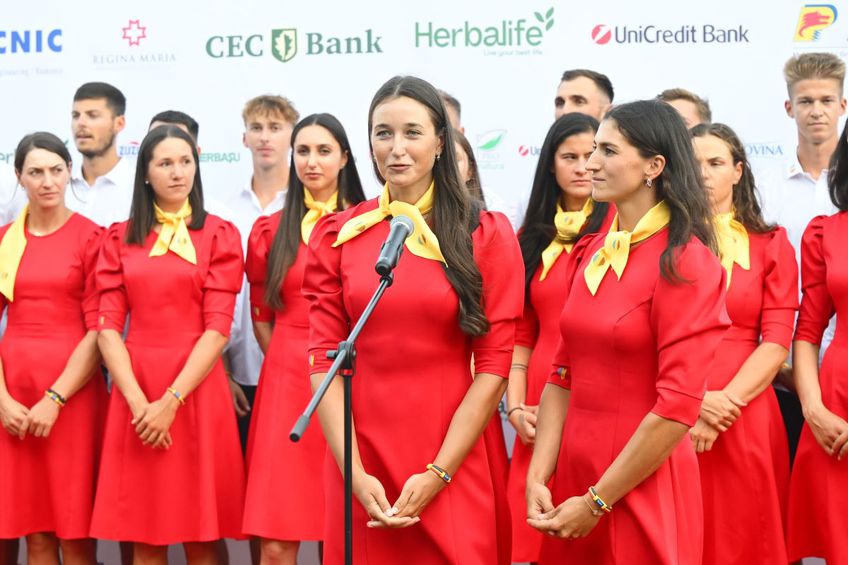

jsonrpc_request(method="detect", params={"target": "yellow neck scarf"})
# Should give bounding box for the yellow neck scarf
[0,205,29,301]
[333,183,447,266]
[584,200,670,296]
[302,190,338,244]
[714,212,749,287]
[149,200,196,264]
[539,199,593,281]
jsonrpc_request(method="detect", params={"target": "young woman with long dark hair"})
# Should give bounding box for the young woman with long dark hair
[0,132,105,565]
[303,76,523,564]
[506,112,613,563]
[690,122,796,564]
[90,125,245,564]
[525,100,729,564]
[242,113,366,564]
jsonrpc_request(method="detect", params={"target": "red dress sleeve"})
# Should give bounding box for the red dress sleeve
[471,212,524,378]
[759,227,799,348]
[649,241,731,426]
[515,303,539,349]
[303,213,349,374]
[80,222,105,331]
[96,223,129,332]
[546,235,598,390]
[202,219,245,337]
[245,214,279,324]
[795,216,833,345]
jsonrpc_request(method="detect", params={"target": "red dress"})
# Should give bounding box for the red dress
[788,213,848,562]
[698,228,795,564]
[242,212,325,541]
[304,200,523,565]
[508,207,615,562]
[0,214,105,539]
[540,230,729,565]
[89,215,246,545]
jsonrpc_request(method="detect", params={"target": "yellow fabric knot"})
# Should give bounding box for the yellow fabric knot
[0,204,29,301]
[539,199,594,281]
[713,212,750,288]
[333,183,447,266]
[584,200,671,296]
[302,190,338,244]
[149,200,196,264]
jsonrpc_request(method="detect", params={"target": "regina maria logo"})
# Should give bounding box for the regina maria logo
[272,29,297,62]
[794,4,838,41]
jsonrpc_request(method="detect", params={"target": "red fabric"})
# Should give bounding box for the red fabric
[89,216,245,544]
[0,214,106,539]
[698,228,796,565]
[788,212,848,563]
[242,212,326,541]
[539,229,729,565]
[303,199,523,564]
[507,205,614,562]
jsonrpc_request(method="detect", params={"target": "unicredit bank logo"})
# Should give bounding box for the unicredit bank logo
[590,23,749,44]
[0,29,62,54]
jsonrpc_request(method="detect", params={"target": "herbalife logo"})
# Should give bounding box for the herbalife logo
[416,7,555,49]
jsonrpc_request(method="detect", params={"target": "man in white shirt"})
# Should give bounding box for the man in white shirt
[758,52,846,462]
[68,82,133,227]
[218,95,299,449]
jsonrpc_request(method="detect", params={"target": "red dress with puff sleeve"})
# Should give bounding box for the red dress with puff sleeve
[507,206,615,562]
[0,214,105,539]
[89,215,246,544]
[303,200,523,565]
[242,212,325,541]
[698,228,796,565]
[540,229,729,565]
[788,213,848,563]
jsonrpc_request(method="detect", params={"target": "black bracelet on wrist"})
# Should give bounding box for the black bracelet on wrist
[507,406,523,418]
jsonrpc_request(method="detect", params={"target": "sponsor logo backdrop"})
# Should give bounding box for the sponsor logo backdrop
[1,0,847,217]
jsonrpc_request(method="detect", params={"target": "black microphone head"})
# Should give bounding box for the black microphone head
[390,214,414,236]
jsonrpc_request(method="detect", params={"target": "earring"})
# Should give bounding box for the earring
[645,177,653,188]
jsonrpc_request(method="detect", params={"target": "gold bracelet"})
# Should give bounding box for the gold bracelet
[44,390,66,408]
[426,463,452,484]
[166,386,186,406]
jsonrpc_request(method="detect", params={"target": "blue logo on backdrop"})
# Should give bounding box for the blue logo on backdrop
[0,30,62,54]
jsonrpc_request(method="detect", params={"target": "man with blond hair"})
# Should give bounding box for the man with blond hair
[215,95,300,450]
[759,52,846,463]
[657,87,712,128]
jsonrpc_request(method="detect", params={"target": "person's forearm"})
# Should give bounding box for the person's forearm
[526,384,569,485]
[253,321,273,354]
[431,373,506,476]
[98,330,147,411]
[506,346,532,410]
[793,340,823,413]
[722,342,788,403]
[170,330,229,397]
[49,331,100,400]
[309,372,365,476]
[593,412,689,506]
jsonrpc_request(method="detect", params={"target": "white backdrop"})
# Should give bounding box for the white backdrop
[2,0,847,218]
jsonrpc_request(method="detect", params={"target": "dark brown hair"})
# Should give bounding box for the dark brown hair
[453,129,486,207]
[369,76,489,337]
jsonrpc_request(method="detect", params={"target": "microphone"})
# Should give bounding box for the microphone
[375,215,414,276]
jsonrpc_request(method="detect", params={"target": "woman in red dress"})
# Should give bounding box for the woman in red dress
[0,132,104,564]
[688,123,796,564]
[525,100,730,564]
[507,112,614,563]
[90,125,245,564]
[243,113,366,564]
[789,121,848,563]
[303,75,523,564]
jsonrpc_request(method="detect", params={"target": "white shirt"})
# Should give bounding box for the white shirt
[68,157,134,226]
[758,152,837,352]
[214,182,286,386]
[0,163,26,225]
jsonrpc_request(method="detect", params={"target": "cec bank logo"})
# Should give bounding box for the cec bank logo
[794,4,838,41]
[272,29,297,62]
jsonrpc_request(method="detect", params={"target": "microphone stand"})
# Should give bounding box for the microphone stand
[291,265,398,565]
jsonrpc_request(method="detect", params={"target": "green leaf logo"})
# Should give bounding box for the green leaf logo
[477,130,507,151]
[541,6,555,32]
[535,12,544,23]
